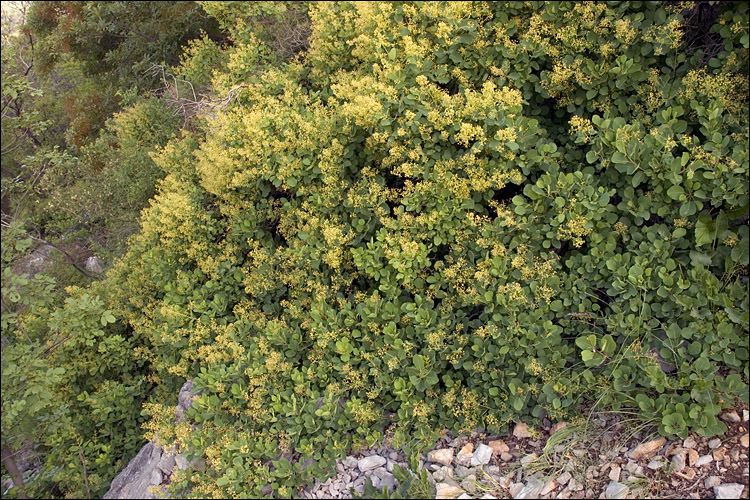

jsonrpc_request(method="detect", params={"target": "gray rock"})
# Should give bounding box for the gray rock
[556,471,572,486]
[647,459,663,470]
[457,494,473,500]
[176,379,197,423]
[358,455,386,472]
[500,452,513,462]
[85,256,104,274]
[379,473,397,493]
[708,438,722,450]
[605,481,629,499]
[149,469,162,486]
[743,410,749,422]
[695,455,713,467]
[344,456,358,468]
[454,465,472,478]
[104,442,162,499]
[461,475,477,494]
[471,444,493,466]
[514,477,545,499]
[520,453,538,468]
[670,454,685,473]
[714,484,746,499]
[157,452,175,475]
[509,483,524,497]
[720,411,741,423]
[372,467,390,480]
[456,453,473,467]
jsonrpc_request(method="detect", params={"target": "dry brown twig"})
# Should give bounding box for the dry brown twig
[143,64,249,124]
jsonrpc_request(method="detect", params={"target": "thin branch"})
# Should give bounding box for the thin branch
[78,450,91,499]
[0,219,99,279]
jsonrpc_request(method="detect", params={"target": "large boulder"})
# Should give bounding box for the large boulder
[103,443,174,499]
[104,380,198,499]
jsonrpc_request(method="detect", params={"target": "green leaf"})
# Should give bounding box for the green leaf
[695,216,716,246]
[413,355,424,371]
[666,185,684,200]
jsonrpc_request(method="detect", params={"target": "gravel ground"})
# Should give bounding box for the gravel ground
[299,403,749,499]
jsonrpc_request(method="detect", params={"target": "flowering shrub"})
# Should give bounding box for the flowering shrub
[103,1,749,498]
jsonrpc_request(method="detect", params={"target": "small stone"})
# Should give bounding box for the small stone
[567,477,583,491]
[520,453,538,468]
[389,451,399,460]
[500,452,513,462]
[457,494,473,500]
[509,483,524,497]
[708,438,722,449]
[677,467,696,480]
[705,476,722,488]
[714,483,746,499]
[429,448,455,467]
[358,455,386,472]
[739,434,749,447]
[513,422,532,439]
[541,479,557,496]
[605,481,629,499]
[461,475,477,494]
[436,483,466,499]
[670,453,685,472]
[695,455,713,467]
[743,410,749,422]
[454,465,471,479]
[629,437,666,459]
[373,467,390,480]
[458,442,474,455]
[550,422,568,435]
[380,474,397,492]
[515,477,545,499]
[721,411,741,423]
[647,459,663,470]
[556,471,572,486]
[344,456,358,468]
[683,436,697,449]
[609,466,621,482]
[713,447,726,461]
[456,453,473,467]
[687,448,699,466]
[472,444,493,466]
[481,495,497,499]
[488,440,510,455]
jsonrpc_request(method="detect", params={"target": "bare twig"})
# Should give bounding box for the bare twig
[78,450,91,499]
[142,64,250,124]
[0,219,99,279]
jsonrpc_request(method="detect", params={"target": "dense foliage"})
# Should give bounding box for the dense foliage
[2,1,749,499]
